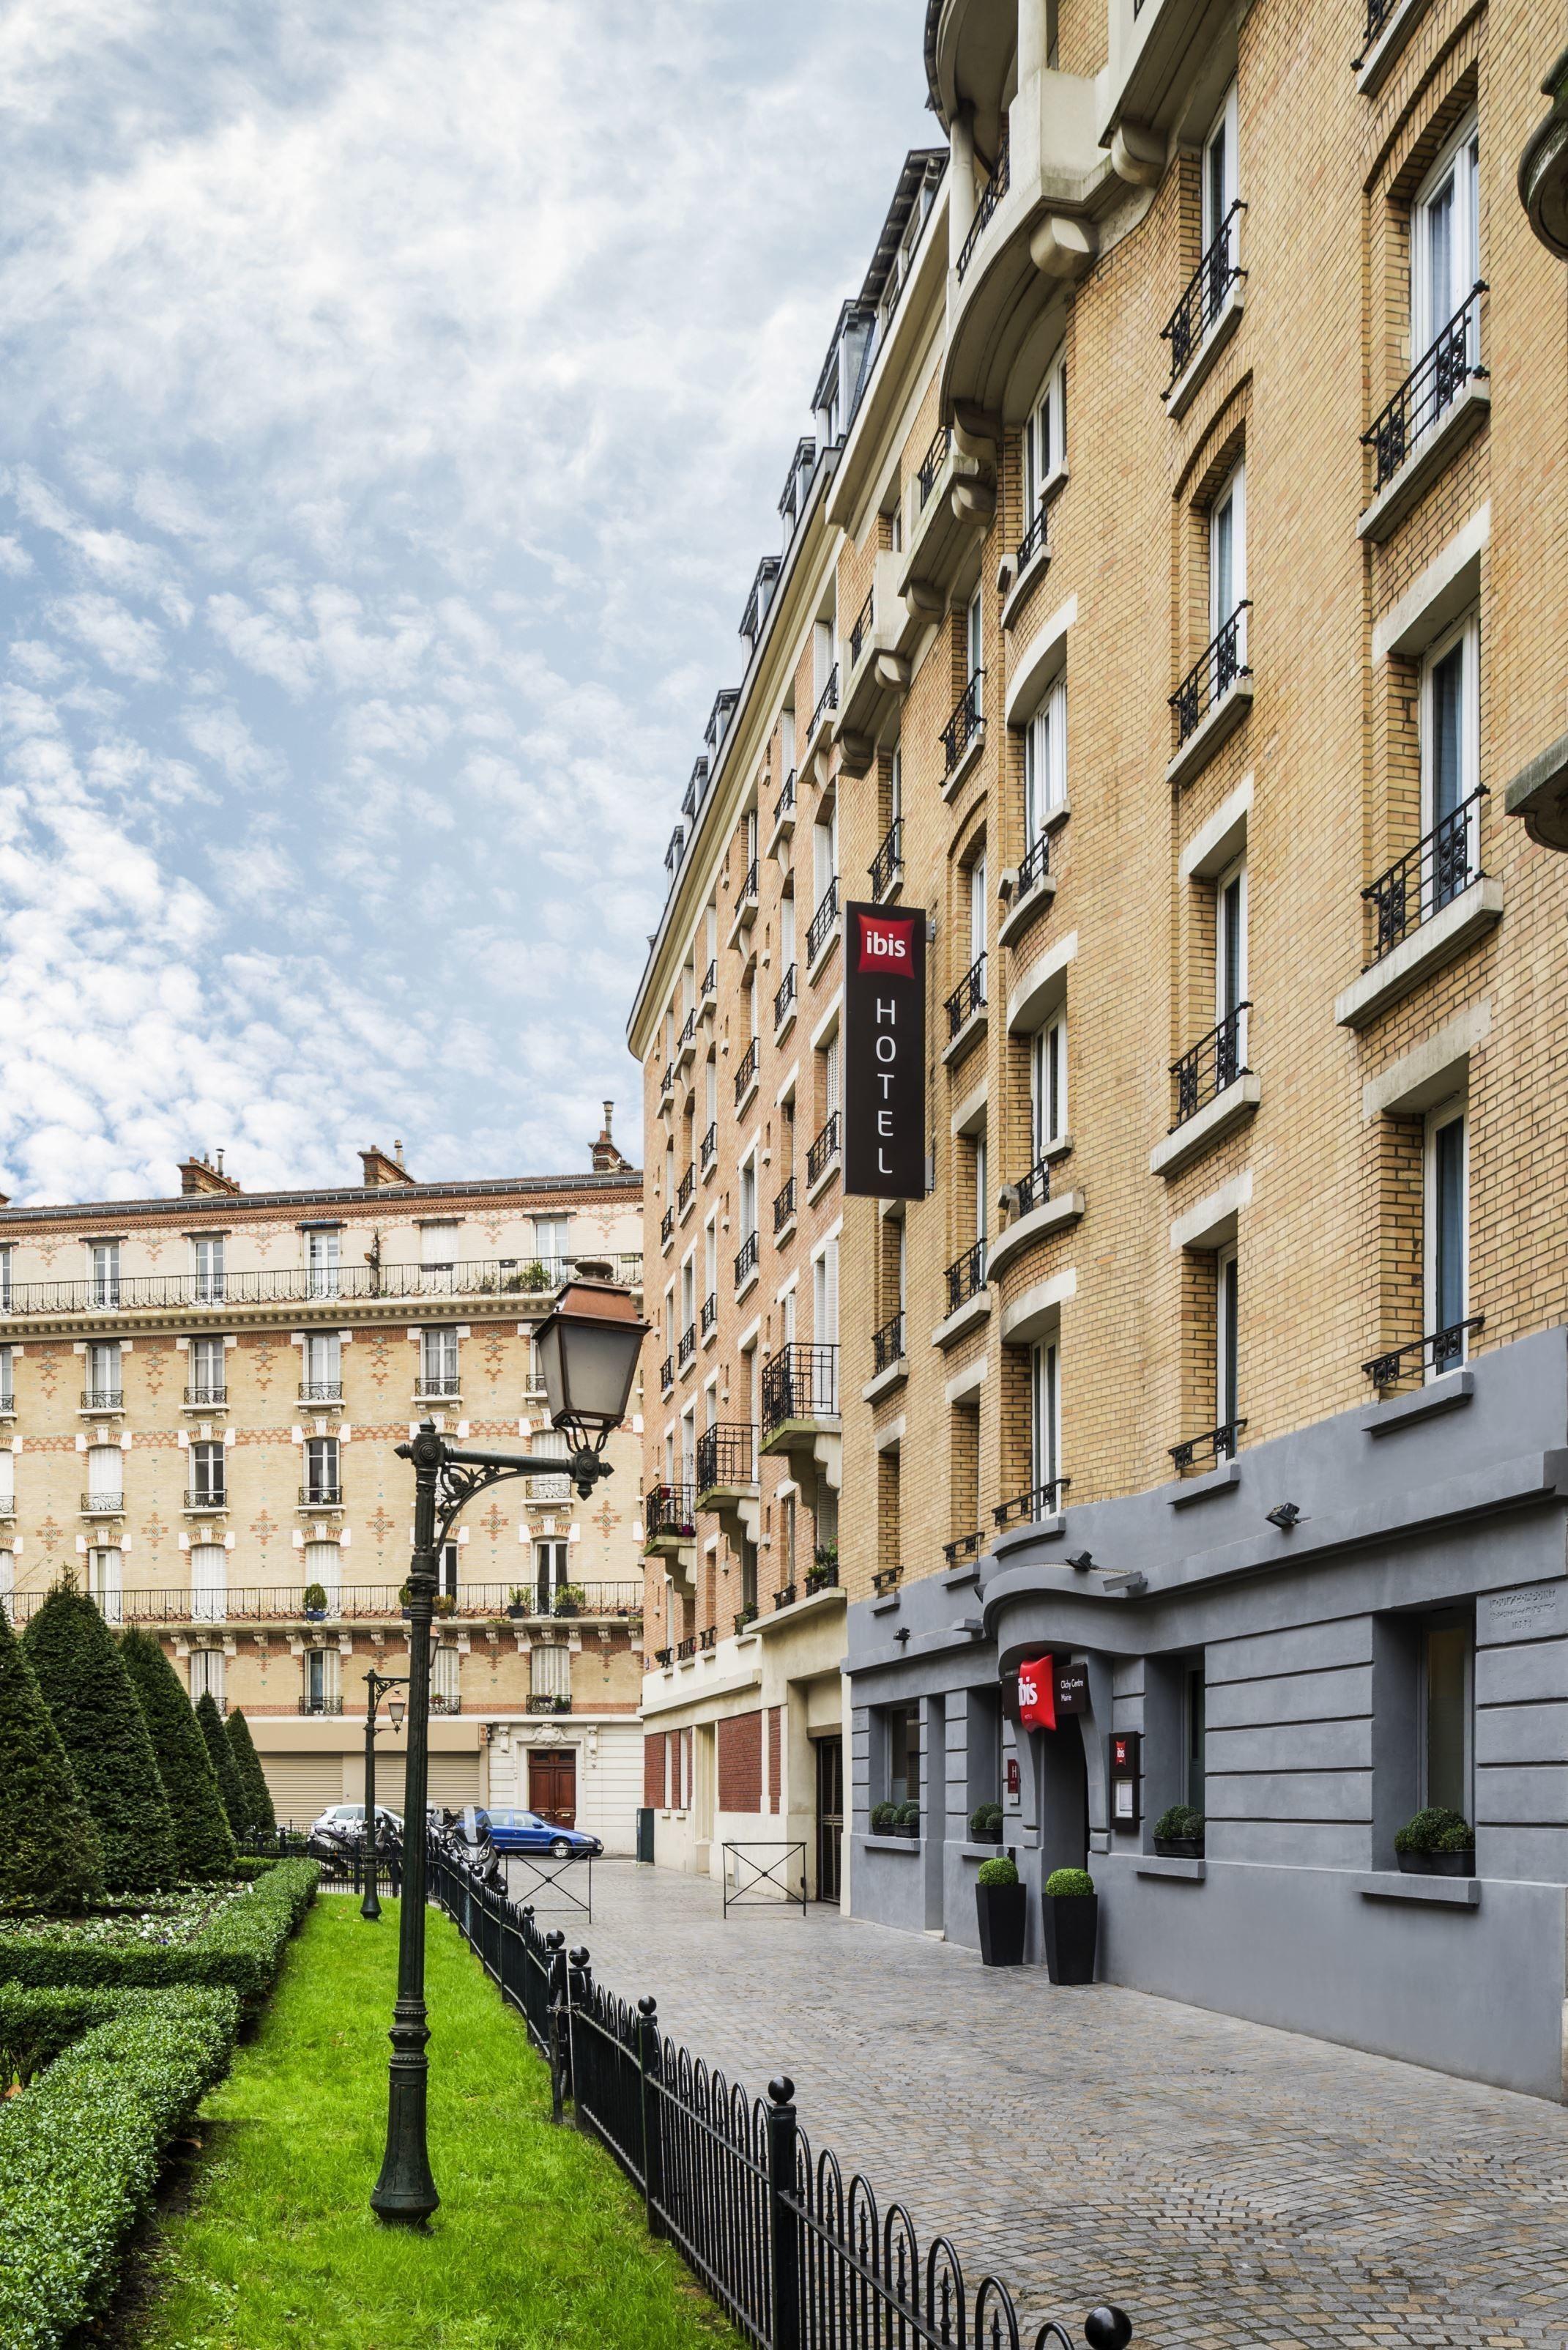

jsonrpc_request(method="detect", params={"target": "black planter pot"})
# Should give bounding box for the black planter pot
[507,1605,526,1620]
[1430,1848,1475,1876]
[1397,1849,1435,1873]
[1042,1893,1098,1986]
[976,1882,1027,1967]
[1153,1836,1204,1860]
[972,1825,1003,1845]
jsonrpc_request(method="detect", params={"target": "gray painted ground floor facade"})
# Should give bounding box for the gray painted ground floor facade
[844,1326,1568,2099]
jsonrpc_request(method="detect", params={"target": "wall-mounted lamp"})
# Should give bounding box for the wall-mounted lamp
[1066,1550,1095,1572]
[1266,1502,1303,1531]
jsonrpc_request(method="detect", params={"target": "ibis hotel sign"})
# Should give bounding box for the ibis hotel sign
[844,902,926,1199]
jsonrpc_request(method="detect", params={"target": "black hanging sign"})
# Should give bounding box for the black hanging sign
[1055,1661,1089,1716]
[843,900,926,1199]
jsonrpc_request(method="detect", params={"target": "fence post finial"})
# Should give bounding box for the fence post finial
[1084,2309,1132,2349]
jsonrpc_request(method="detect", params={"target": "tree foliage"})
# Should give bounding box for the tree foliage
[119,1631,236,1880]
[21,1584,174,1894]
[225,1710,275,1836]
[195,1691,249,1839]
[0,1602,105,1913]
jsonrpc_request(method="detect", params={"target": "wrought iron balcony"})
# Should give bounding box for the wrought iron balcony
[773,1175,797,1232]
[1170,1004,1251,1128]
[872,1311,905,1374]
[1017,829,1051,900]
[734,1037,759,1105]
[644,1483,696,1542]
[660,1354,675,1395]
[945,951,986,1038]
[956,140,1010,283]
[660,1207,674,1248]
[299,1694,344,1716]
[700,1122,717,1172]
[185,1383,229,1408]
[760,1341,839,1439]
[677,1324,696,1370]
[430,1693,462,1717]
[872,1565,902,1595]
[701,958,717,1002]
[773,1583,798,1611]
[1171,605,1250,746]
[1356,0,1397,47]
[3,1580,645,1628]
[1162,200,1246,385]
[773,963,798,1027]
[527,1694,573,1715]
[734,1230,759,1288]
[806,1111,841,1189]
[677,1164,695,1215]
[943,1529,984,1567]
[848,587,874,670]
[298,1483,341,1508]
[654,1646,673,1669]
[941,672,984,777]
[700,1292,716,1338]
[1016,502,1050,576]
[994,1478,1070,1528]
[1362,789,1486,965]
[732,1609,758,1637]
[869,816,904,900]
[1362,1316,1483,1391]
[415,1374,462,1402]
[81,1491,126,1515]
[680,1009,697,1056]
[806,875,840,964]
[1169,1420,1247,1474]
[1363,287,1486,491]
[809,666,839,740]
[776,766,797,825]
[659,1061,675,1100]
[675,1634,697,1661]
[945,1239,987,1315]
[1014,1154,1053,1217]
[297,1382,341,1406]
[5,1255,640,1325]
[737,856,759,908]
[696,1422,756,1495]
[81,1387,123,1412]
[915,423,950,508]
[699,1624,716,1651]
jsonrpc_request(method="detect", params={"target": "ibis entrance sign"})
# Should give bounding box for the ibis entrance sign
[844,901,926,1199]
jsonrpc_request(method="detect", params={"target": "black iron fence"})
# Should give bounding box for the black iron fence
[1014,1153,1053,1217]
[775,963,798,1027]
[1362,787,1485,963]
[735,1230,760,1287]
[945,951,987,1038]
[774,1176,798,1234]
[869,816,904,901]
[945,1239,987,1316]
[1170,604,1249,746]
[1017,828,1052,900]
[807,876,841,965]
[806,1113,841,1189]
[993,1478,1070,1528]
[428,1842,1132,2350]
[644,1483,696,1543]
[1168,1420,1246,1475]
[1170,1003,1250,1127]
[941,673,984,778]
[697,1422,757,1496]
[872,1312,904,1376]
[1363,286,1486,491]
[809,667,840,741]
[761,1343,839,1439]
[1162,200,1246,384]
[956,139,1010,283]
[848,588,874,670]
[735,1037,760,1104]
[1362,1316,1482,1391]
[0,1579,642,1628]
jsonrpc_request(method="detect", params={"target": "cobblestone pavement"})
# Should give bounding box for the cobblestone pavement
[504,1856,1568,2349]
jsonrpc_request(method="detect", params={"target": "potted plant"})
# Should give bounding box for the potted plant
[735,1600,759,1631]
[869,1801,900,1836]
[895,1800,921,1841]
[520,1260,551,1292]
[1042,1866,1098,1986]
[975,1853,1027,1967]
[433,1592,456,1617]
[1152,1804,1205,1859]
[806,1546,839,1593]
[302,1581,328,1622]
[507,1587,528,1620]
[399,1580,414,1619]
[554,1583,586,1619]
[1394,1806,1474,1875]
[969,1802,1003,1845]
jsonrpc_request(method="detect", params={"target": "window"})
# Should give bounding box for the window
[528,1426,571,1502]
[421,1222,459,1289]
[420,1326,459,1395]
[1420,614,1479,901]
[190,1335,226,1404]
[439,1540,459,1601]
[87,1546,122,1623]
[535,1538,568,1610]
[1209,461,1246,653]
[86,1341,121,1409]
[89,1240,121,1308]
[740,1157,757,1243]
[306,1228,340,1299]
[532,1215,569,1264]
[812,1238,839,1344]
[302,1330,340,1400]
[86,1442,122,1507]
[193,1235,225,1304]
[1023,677,1067,840]
[1202,82,1238,264]
[1412,114,1479,366]
[0,1248,10,1310]
[1424,1102,1468,1353]
[432,1645,460,1704]
[189,1647,225,1707]
[1032,1013,1067,1154]
[884,1703,920,1810]
[531,1642,571,1702]
[190,1540,226,1623]
[1185,1661,1207,1812]
[1421,1615,1473,1817]
[968,854,987,968]
[0,1344,12,1412]
[189,1439,225,1507]
[973,1133,989,1247]
[1030,1340,1060,1491]
[1216,854,1247,1057]
[0,1546,11,1606]
[1025,346,1066,518]
[1216,1245,1239,1429]
[0,1449,14,1514]
[302,1434,339,1504]
[303,1645,340,1712]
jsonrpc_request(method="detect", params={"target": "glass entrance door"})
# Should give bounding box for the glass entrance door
[815,1734,843,1903]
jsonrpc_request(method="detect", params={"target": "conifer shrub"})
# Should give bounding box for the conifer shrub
[21,1586,174,1895]
[118,1631,235,1881]
[0,1604,104,1915]
[226,1708,276,1835]
[196,1689,249,1839]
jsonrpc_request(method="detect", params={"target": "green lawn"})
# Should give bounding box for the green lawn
[124,1895,736,2350]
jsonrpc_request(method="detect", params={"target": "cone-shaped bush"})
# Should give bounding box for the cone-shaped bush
[21,1584,175,1894]
[196,1689,249,1839]
[0,1601,105,1913]
[226,1708,276,1835]
[119,1629,237,1880]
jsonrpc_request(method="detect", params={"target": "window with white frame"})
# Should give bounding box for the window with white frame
[1024,346,1066,527]
[190,1335,226,1404]
[1209,460,1246,658]
[532,1214,570,1264]
[0,1546,12,1604]
[439,1539,458,1601]
[0,1448,14,1516]
[1216,1245,1239,1430]
[1023,675,1068,843]
[530,1642,571,1702]
[89,1240,121,1307]
[966,589,984,712]
[535,1538,568,1609]
[973,1130,989,1248]
[86,1442,123,1508]
[812,1237,839,1344]
[189,1439,225,1507]
[420,1325,459,1395]
[1424,1100,1468,1360]
[193,1234,225,1304]
[740,1155,757,1243]
[1203,82,1239,270]
[1031,1012,1068,1157]
[86,1340,122,1408]
[0,1344,12,1412]
[88,1546,122,1623]
[190,1540,226,1623]
[189,1647,225,1708]
[1420,612,1480,905]
[1030,1339,1060,1494]
[431,1645,459,1704]
[301,1330,340,1401]
[968,854,987,971]
[306,1228,340,1299]
[302,1434,338,1504]
[421,1221,459,1289]
[0,1248,11,1311]
[303,1645,339,1711]
[1216,854,1248,1058]
[529,1426,571,1502]
[1412,114,1479,368]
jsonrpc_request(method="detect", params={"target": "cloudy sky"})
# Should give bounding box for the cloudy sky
[0,0,929,1204]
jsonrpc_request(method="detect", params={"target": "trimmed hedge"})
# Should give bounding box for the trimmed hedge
[22,1584,176,1894]
[0,1982,238,2350]
[0,1858,319,1996]
[119,1630,237,1880]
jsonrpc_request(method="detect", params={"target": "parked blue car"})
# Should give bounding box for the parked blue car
[487,1807,602,1859]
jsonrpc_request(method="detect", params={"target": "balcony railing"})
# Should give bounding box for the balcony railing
[940,672,984,777]
[0,1580,645,1628]
[806,875,840,964]
[700,1292,716,1338]
[848,587,874,670]
[677,1165,695,1215]
[1162,200,1246,385]
[527,1694,573,1715]
[773,963,798,1027]
[81,1387,123,1412]
[1017,829,1051,900]
[1169,1420,1247,1475]
[1362,1316,1483,1391]
[1016,502,1050,575]
[993,1478,1071,1527]
[1170,1004,1250,1128]
[1171,605,1249,745]
[299,1483,342,1508]
[660,1208,675,1249]
[654,1647,673,1669]
[297,1382,341,1406]
[1362,789,1486,965]
[734,1230,759,1288]
[430,1693,462,1717]
[699,1624,717,1651]
[696,1422,756,1494]
[773,1176,797,1233]
[644,1483,696,1541]
[916,424,950,508]
[660,1061,675,1100]
[700,1122,717,1172]
[701,958,717,1002]
[806,1112,841,1189]
[677,1324,696,1370]
[773,1584,798,1611]
[760,1341,839,1438]
[956,140,1010,283]
[1,1254,642,1324]
[1363,286,1486,492]
[675,1635,697,1661]
[776,767,796,824]
[680,1010,697,1056]
[185,1384,228,1408]
[737,856,759,907]
[943,1529,985,1567]
[872,1311,905,1374]
[1357,0,1397,49]
[945,1239,987,1315]
[734,1037,759,1105]
[869,817,904,900]
[809,666,839,740]
[660,1354,674,1395]
[414,1374,459,1401]
[945,951,986,1038]
[299,1694,344,1716]
[1014,1154,1053,1217]
[81,1491,126,1515]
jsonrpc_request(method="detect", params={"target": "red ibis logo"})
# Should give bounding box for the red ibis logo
[857,913,915,974]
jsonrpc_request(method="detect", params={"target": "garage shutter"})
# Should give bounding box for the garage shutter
[262,1754,345,1831]
[427,1755,483,1809]
[371,1758,408,1817]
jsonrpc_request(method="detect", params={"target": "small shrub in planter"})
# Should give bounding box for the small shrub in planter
[969,1802,1004,1845]
[301,1582,328,1621]
[1394,1806,1473,1875]
[974,1853,1025,1967]
[507,1588,527,1619]
[553,1584,586,1619]
[432,1593,456,1617]
[806,1547,839,1590]
[1042,1865,1097,1987]
[895,1801,921,1839]
[869,1802,899,1835]
[1152,1804,1205,1858]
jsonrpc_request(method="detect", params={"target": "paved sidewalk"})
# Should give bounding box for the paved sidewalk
[505,1856,1568,2349]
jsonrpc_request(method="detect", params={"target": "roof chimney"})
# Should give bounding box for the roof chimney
[360,1144,415,1188]
[179,1153,242,1197]
[590,1100,631,1174]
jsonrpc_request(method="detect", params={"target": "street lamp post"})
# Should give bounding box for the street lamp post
[362,1668,407,1923]
[371,1271,647,2225]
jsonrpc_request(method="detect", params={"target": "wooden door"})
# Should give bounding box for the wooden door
[529,1748,578,1828]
